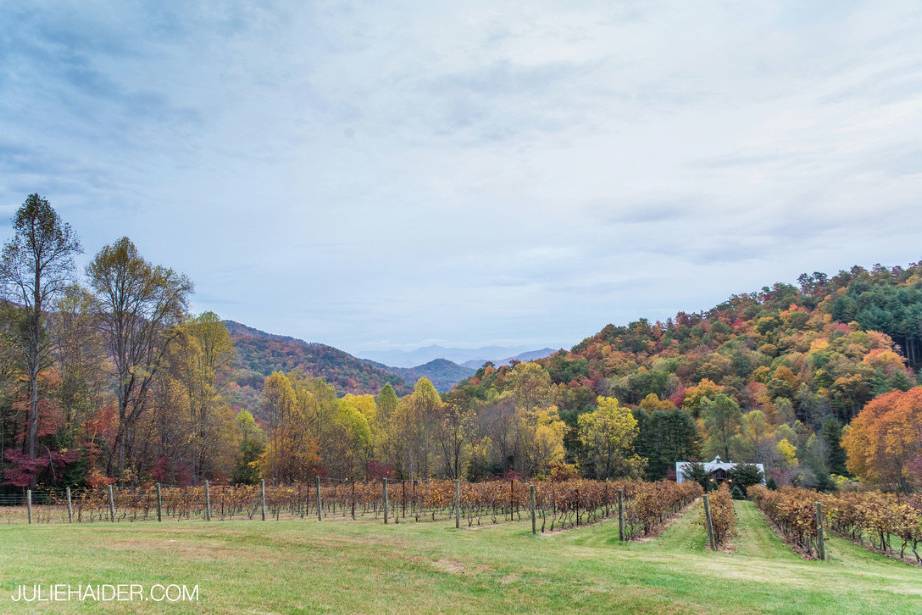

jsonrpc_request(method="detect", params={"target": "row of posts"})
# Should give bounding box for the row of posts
[22,479,304,525]
[21,479,633,540]
[30,481,824,557]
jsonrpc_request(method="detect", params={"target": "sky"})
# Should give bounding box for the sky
[1,2,921,360]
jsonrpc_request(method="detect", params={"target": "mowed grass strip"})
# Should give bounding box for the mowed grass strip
[0,500,919,614]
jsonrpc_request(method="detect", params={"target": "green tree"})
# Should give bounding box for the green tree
[702,394,742,460]
[232,410,265,484]
[375,383,398,424]
[820,417,848,476]
[728,463,763,497]
[680,462,710,491]
[633,407,700,480]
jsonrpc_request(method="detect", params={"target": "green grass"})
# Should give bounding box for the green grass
[0,501,919,614]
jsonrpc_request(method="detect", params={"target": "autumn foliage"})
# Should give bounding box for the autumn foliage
[825,491,922,564]
[842,386,922,491]
[750,486,824,557]
[705,483,735,548]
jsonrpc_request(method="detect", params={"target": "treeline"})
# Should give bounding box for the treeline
[454,264,922,491]
[0,195,245,488]
[1,193,920,493]
[253,363,653,484]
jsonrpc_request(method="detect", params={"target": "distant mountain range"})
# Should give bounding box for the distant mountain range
[359,345,558,369]
[369,358,476,392]
[225,322,549,409]
[460,348,558,369]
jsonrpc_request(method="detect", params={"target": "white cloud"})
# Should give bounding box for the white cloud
[1,1,921,354]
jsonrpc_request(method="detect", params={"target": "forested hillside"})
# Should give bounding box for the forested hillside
[451,263,922,488]
[224,321,409,408]
[224,322,473,410]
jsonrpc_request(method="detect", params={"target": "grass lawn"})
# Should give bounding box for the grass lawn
[0,500,919,614]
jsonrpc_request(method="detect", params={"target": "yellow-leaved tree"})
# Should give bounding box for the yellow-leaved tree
[577,396,644,479]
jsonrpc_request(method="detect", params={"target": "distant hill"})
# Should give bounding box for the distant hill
[223,323,476,411]
[360,344,537,368]
[379,358,475,392]
[461,347,558,369]
[223,321,409,409]
[363,344,559,368]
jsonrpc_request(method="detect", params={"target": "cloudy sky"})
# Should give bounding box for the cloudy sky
[1,2,921,358]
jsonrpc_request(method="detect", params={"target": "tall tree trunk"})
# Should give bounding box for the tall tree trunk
[25,296,41,469]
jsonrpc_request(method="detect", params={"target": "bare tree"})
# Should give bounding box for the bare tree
[87,237,191,479]
[0,194,80,464]
[436,400,475,479]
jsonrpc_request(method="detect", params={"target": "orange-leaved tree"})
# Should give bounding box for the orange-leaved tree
[842,386,922,491]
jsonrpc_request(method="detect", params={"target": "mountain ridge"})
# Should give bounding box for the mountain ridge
[223,322,476,406]
[460,347,559,369]
[359,343,559,368]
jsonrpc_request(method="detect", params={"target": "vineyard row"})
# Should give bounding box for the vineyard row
[750,486,922,564]
[2,479,702,539]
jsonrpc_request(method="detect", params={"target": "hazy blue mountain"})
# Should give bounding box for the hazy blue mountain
[460,347,559,369]
[373,358,475,392]
[361,344,556,368]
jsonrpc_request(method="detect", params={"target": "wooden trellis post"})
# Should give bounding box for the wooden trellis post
[454,479,461,529]
[383,478,389,524]
[26,489,32,524]
[155,483,163,522]
[108,485,116,522]
[316,476,323,521]
[815,501,826,561]
[260,480,267,521]
[529,483,537,535]
[66,486,74,524]
[618,488,625,541]
[204,481,212,521]
[703,494,716,551]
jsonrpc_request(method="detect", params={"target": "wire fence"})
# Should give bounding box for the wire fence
[0,478,702,539]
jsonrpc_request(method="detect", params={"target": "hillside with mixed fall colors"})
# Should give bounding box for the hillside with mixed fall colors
[1,193,919,495]
[222,322,476,412]
[450,263,922,488]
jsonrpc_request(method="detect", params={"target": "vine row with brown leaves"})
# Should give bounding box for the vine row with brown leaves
[750,486,922,564]
[704,484,735,548]
[5,479,702,538]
